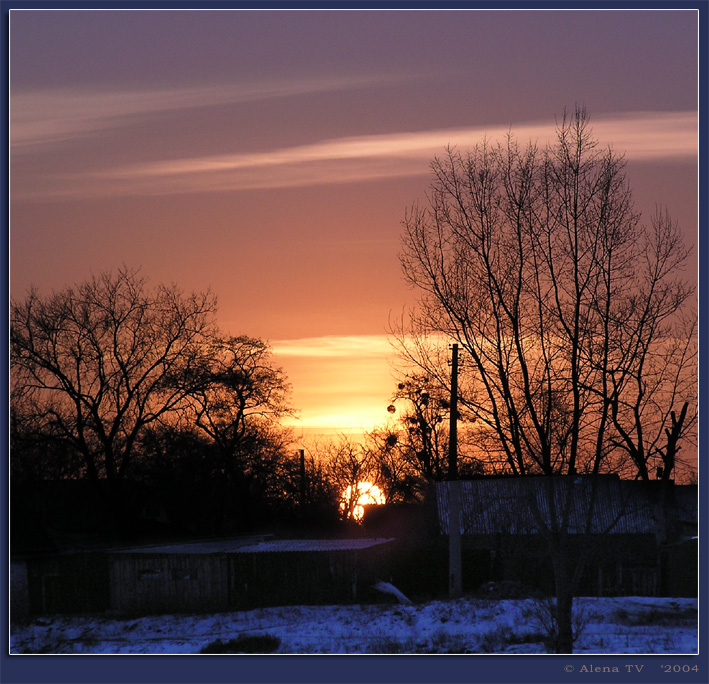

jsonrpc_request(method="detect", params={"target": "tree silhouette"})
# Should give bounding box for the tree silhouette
[396,108,696,652]
[381,375,484,486]
[315,435,379,521]
[178,335,294,528]
[11,268,217,502]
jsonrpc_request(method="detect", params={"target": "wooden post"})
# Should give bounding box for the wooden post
[448,344,462,598]
[449,481,463,598]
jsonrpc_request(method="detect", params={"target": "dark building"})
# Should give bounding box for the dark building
[429,476,697,598]
[12,537,396,619]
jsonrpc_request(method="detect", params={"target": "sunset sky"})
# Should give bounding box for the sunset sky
[10,9,699,437]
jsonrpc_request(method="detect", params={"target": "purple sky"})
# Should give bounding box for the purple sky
[10,9,698,433]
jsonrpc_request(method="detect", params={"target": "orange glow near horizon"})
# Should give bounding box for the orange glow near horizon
[273,335,397,435]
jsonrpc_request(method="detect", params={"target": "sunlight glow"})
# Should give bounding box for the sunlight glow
[340,482,386,522]
[273,335,396,434]
[273,335,392,358]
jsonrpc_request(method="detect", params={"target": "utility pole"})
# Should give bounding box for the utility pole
[448,343,462,598]
[449,343,459,480]
[299,449,306,509]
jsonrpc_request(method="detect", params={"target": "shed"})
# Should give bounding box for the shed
[432,476,680,596]
[108,537,395,615]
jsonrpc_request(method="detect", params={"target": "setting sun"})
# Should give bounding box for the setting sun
[340,482,386,522]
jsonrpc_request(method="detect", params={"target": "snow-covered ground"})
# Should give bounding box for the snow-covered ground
[10,596,697,655]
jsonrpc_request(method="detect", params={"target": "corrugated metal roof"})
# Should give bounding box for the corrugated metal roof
[112,538,395,555]
[233,538,395,554]
[435,477,656,536]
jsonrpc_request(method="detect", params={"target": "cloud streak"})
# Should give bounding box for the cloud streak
[272,335,393,360]
[126,110,698,179]
[11,108,697,201]
[61,111,700,199]
[10,74,404,149]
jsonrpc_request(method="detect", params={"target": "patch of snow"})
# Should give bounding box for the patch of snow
[10,596,697,655]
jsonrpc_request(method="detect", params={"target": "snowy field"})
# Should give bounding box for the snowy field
[10,596,697,655]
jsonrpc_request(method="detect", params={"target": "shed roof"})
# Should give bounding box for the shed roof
[234,538,395,554]
[435,476,657,536]
[112,537,395,555]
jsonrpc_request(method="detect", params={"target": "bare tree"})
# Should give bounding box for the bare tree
[396,108,696,652]
[317,435,379,521]
[184,335,293,464]
[273,447,339,521]
[10,267,217,521]
[180,335,295,526]
[380,375,484,486]
[386,374,449,481]
[364,427,425,504]
[10,381,83,482]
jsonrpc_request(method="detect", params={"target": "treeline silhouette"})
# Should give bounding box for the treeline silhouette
[10,268,342,550]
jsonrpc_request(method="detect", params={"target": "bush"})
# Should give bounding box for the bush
[428,631,474,654]
[199,633,281,654]
[529,595,590,653]
[478,625,516,653]
[366,636,410,654]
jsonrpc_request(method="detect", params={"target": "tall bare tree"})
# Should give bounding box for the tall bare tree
[396,108,696,652]
[365,427,426,504]
[380,375,484,486]
[386,374,449,481]
[10,268,217,507]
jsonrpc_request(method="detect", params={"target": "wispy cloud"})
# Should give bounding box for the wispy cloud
[272,335,393,359]
[12,109,697,201]
[95,111,699,197]
[123,110,698,180]
[10,75,402,149]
